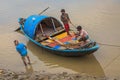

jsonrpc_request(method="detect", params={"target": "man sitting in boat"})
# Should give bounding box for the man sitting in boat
[75,26,90,46]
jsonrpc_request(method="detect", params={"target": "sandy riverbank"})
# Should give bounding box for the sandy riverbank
[0,69,116,80]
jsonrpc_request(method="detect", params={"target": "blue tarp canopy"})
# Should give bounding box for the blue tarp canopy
[24,15,49,38]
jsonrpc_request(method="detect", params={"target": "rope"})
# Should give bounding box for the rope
[97,42,120,47]
[70,23,120,48]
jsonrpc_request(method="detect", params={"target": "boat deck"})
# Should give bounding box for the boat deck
[40,31,80,49]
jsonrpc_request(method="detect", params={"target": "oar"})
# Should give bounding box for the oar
[14,27,21,31]
[45,35,82,49]
[70,22,76,28]
[45,35,64,45]
[38,7,49,15]
[14,7,50,32]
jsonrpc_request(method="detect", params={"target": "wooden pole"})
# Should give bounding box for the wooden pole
[40,24,44,34]
[51,18,57,32]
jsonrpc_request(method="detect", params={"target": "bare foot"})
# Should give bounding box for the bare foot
[28,62,31,65]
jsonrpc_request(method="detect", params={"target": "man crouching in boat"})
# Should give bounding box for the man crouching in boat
[75,26,90,46]
[14,40,31,66]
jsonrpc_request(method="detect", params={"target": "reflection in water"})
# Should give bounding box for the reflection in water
[27,41,105,77]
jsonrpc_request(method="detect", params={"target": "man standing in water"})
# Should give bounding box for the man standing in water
[60,9,71,35]
[14,40,31,66]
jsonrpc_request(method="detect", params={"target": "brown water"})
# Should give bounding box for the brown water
[0,0,120,78]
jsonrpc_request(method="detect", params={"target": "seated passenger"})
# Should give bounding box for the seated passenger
[75,26,90,46]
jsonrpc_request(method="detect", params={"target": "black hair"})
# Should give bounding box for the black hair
[77,26,82,30]
[61,9,65,12]
[14,40,17,43]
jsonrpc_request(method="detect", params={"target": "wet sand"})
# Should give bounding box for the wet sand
[0,0,120,79]
[0,69,108,80]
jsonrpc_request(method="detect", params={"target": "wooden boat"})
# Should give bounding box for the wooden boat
[18,15,99,56]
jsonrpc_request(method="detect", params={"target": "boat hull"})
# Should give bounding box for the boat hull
[20,25,99,57]
[18,15,99,57]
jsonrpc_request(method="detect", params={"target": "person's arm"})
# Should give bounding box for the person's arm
[17,50,20,54]
[60,15,64,22]
[16,47,21,54]
[79,30,84,38]
[24,44,27,49]
[75,32,80,39]
[66,13,71,23]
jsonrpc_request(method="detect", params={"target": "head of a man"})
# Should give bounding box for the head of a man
[61,9,65,14]
[77,26,82,31]
[14,40,19,46]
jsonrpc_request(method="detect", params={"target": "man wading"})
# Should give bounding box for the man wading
[14,40,31,66]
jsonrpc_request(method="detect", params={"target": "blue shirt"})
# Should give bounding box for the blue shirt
[16,43,27,56]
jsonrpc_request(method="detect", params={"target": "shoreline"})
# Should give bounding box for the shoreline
[0,69,109,80]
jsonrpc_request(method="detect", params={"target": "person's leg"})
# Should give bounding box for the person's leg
[83,36,89,44]
[21,57,27,66]
[26,55,31,64]
[64,24,70,35]
[78,37,87,46]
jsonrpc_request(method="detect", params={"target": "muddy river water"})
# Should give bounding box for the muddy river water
[0,0,120,78]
